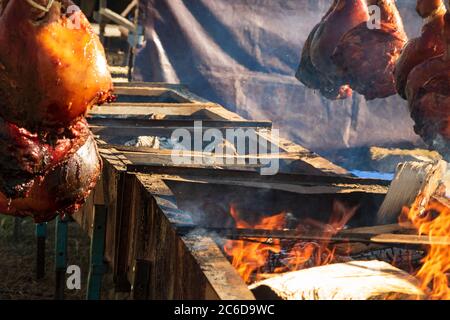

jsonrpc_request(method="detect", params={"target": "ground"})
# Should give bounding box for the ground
[0,215,91,300]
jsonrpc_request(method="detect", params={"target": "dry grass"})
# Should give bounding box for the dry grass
[0,216,91,300]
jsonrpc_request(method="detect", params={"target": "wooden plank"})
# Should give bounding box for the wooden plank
[126,165,391,188]
[377,161,447,224]
[341,223,415,235]
[130,174,254,299]
[175,226,450,247]
[104,102,219,108]
[94,148,131,291]
[113,82,187,91]
[112,82,214,104]
[90,125,269,137]
[90,105,221,116]
[113,88,192,104]
[88,117,272,129]
[100,145,349,179]
[100,8,135,31]
[159,175,388,195]
[249,261,424,300]
[258,131,349,176]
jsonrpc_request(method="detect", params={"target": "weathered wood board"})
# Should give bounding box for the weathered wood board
[249,261,424,300]
[377,161,447,224]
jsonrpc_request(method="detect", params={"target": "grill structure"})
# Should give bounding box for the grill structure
[73,82,424,300]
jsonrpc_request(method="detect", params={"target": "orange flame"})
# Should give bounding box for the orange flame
[402,195,450,300]
[223,206,285,283]
[223,201,358,284]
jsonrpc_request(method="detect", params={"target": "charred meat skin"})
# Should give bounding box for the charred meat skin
[394,0,446,99]
[0,117,90,198]
[296,0,369,100]
[0,0,113,131]
[332,0,407,100]
[0,134,102,222]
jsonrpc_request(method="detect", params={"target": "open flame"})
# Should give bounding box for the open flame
[401,195,450,300]
[223,201,358,284]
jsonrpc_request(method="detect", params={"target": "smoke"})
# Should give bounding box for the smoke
[430,135,450,163]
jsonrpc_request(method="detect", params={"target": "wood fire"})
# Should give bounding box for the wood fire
[402,195,450,299]
[223,202,357,284]
[222,163,450,300]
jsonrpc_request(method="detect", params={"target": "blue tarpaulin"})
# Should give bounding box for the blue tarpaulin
[135,0,424,155]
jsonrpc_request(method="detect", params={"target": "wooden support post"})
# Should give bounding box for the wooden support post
[35,222,47,280]
[13,217,21,241]
[98,0,107,44]
[54,215,69,300]
[87,205,107,300]
[127,0,140,81]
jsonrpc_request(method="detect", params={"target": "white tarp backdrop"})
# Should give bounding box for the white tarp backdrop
[134,0,425,159]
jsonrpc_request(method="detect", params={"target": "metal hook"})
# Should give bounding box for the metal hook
[25,0,54,13]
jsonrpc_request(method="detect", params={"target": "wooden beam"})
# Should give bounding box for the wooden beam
[121,0,138,17]
[126,165,391,187]
[175,225,450,247]
[249,261,424,300]
[99,8,135,31]
[88,117,273,129]
[377,161,447,224]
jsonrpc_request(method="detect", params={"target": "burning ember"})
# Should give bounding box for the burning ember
[223,202,358,284]
[401,195,450,300]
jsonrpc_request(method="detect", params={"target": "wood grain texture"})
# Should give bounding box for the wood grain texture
[377,161,447,224]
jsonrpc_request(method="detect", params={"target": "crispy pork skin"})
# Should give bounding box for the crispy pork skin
[332,0,407,100]
[0,134,102,222]
[0,0,113,130]
[394,0,446,99]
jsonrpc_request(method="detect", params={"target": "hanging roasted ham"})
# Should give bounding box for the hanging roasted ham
[332,0,408,100]
[403,9,450,160]
[394,0,446,99]
[0,0,111,222]
[0,0,113,131]
[296,0,369,99]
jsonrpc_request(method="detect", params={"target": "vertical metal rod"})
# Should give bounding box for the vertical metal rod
[54,215,68,300]
[35,222,47,280]
[87,205,107,300]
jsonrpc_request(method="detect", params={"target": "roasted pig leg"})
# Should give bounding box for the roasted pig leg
[332,0,407,100]
[394,0,446,99]
[296,1,352,99]
[297,0,369,99]
[0,117,90,198]
[0,134,102,222]
[405,11,450,160]
[0,0,113,131]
